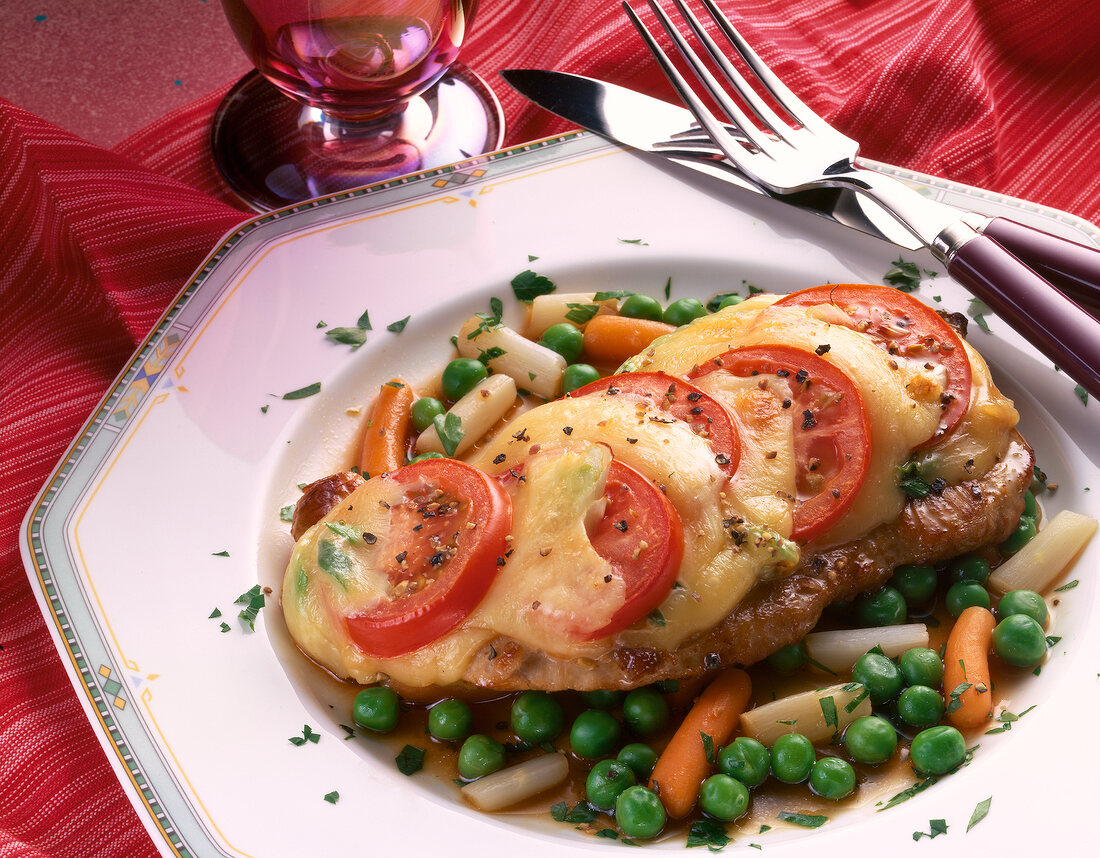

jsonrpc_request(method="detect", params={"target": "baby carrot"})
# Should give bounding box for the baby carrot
[942,606,996,729]
[582,315,675,366]
[648,668,752,819]
[358,379,414,477]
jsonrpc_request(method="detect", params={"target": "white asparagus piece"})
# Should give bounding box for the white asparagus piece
[739,682,872,746]
[988,510,1097,594]
[804,623,930,674]
[462,753,570,811]
[415,374,517,457]
[524,292,618,339]
[458,316,566,400]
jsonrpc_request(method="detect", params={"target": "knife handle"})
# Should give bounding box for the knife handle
[981,217,1100,317]
[949,234,1100,400]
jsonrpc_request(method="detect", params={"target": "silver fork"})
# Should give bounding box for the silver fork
[624,0,1100,399]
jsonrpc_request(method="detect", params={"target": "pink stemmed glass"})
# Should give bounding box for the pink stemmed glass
[212,0,503,210]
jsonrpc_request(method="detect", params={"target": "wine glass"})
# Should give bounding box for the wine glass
[212,0,503,211]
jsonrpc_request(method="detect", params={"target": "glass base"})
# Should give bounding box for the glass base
[211,65,504,211]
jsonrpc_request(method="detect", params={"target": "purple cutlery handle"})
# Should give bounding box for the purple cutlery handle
[983,217,1100,317]
[948,234,1100,401]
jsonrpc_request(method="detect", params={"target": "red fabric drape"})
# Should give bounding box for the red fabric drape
[2,2,1098,855]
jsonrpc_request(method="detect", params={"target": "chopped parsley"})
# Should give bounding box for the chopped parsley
[687,818,731,850]
[700,731,715,765]
[386,315,411,333]
[550,801,597,824]
[968,298,993,333]
[706,291,740,312]
[219,622,231,633]
[946,681,972,715]
[395,744,425,775]
[593,290,632,301]
[1074,384,1089,405]
[234,584,266,631]
[819,695,838,731]
[324,326,367,348]
[883,258,922,292]
[913,819,948,840]
[208,608,222,618]
[777,811,828,828]
[279,505,294,522]
[967,796,992,831]
[324,521,362,542]
[878,777,937,811]
[317,539,351,586]
[1054,579,1079,591]
[511,269,556,302]
[664,277,672,300]
[648,609,667,627]
[357,309,372,330]
[211,550,230,557]
[289,724,320,746]
[434,411,465,457]
[618,237,649,245]
[564,302,600,325]
[282,382,321,400]
[323,790,340,804]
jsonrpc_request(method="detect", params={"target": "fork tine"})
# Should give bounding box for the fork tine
[624,0,774,156]
[695,0,836,138]
[665,0,796,145]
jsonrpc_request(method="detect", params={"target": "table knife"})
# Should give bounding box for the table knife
[501,68,1100,315]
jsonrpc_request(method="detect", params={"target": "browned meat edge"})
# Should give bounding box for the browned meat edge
[461,432,1034,691]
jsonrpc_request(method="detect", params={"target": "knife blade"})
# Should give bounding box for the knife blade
[500,68,925,250]
[501,68,1100,316]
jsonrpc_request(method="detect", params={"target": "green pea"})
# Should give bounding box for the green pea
[997,590,1048,626]
[580,689,623,710]
[615,786,666,839]
[765,643,805,675]
[352,686,400,732]
[408,451,446,464]
[843,716,897,765]
[538,322,584,363]
[570,709,621,758]
[586,759,636,810]
[617,743,658,780]
[1022,489,1038,519]
[441,358,488,401]
[511,691,564,743]
[808,756,856,801]
[899,647,944,689]
[853,586,907,627]
[851,652,903,704]
[896,685,946,728]
[945,580,991,617]
[620,294,664,321]
[770,733,815,784]
[562,363,601,394]
[622,688,669,737]
[457,734,505,779]
[716,294,744,310]
[948,554,991,585]
[909,725,966,776]
[662,297,707,327]
[889,564,937,607]
[698,774,750,821]
[409,397,445,432]
[427,698,472,741]
[992,614,1047,667]
[1000,514,1037,556]
[718,737,770,788]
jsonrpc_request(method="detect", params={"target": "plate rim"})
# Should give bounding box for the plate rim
[19,130,1100,857]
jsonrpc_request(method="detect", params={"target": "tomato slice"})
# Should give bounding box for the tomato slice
[773,284,972,443]
[345,458,511,658]
[691,345,870,543]
[582,459,684,641]
[567,371,741,473]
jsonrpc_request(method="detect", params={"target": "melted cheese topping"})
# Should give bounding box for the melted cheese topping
[283,293,1019,687]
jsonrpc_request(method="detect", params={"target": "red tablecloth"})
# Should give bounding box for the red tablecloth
[2,1,1099,855]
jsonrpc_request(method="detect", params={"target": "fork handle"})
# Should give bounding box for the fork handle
[949,234,1100,400]
[981,217,1100,316]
